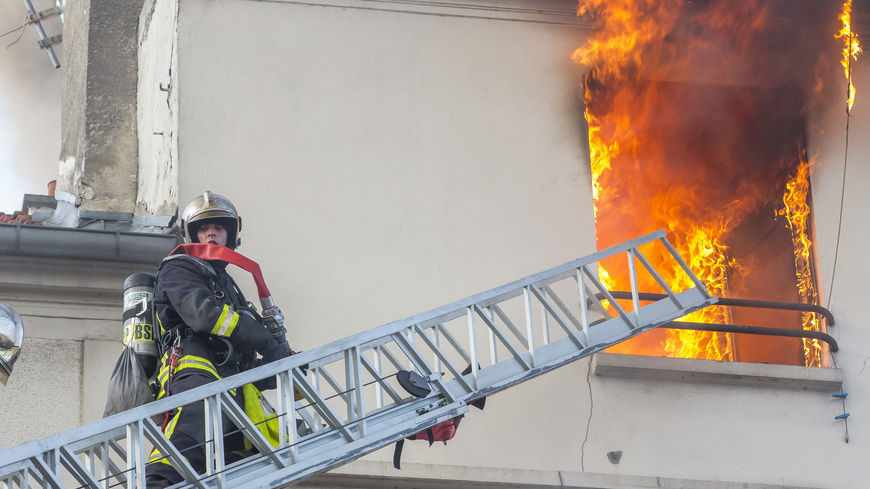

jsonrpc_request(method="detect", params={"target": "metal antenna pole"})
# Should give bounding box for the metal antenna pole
[22,0,61,68]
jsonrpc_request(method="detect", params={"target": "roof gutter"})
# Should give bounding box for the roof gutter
[0,222,178,265]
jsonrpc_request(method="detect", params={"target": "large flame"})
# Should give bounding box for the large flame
[836,0,862,112]
[576,0,836,363]
[776,159,823,367]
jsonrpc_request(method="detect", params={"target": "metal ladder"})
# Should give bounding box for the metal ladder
[0,230,716,489]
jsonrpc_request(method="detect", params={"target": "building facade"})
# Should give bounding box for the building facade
[1,1,868,488]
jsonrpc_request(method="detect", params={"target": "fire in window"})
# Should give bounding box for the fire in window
[573,0,861,367]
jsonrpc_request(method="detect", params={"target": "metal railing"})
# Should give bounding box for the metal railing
[603,291,838,352]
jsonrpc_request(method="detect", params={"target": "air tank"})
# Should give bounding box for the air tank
[122,273,158,377]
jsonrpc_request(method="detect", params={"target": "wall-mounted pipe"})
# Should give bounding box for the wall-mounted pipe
[0,223,178,265]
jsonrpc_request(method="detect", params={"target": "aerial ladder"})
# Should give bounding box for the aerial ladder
[0,230,716,489]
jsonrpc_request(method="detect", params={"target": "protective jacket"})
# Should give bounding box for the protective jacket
[145,255,282,488]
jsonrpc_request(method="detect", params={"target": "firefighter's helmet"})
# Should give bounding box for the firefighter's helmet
[180,191,242,249]
[0,304,24,385]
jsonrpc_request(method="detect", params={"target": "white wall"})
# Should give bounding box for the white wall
[136,0,870,486]
[174,0,594,475]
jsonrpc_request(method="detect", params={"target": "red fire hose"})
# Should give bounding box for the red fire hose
[168,243,275,307]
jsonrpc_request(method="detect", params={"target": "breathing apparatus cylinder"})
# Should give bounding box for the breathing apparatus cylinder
[122,273,158,377]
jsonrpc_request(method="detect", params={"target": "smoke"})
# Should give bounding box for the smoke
[0,0,61,212]
[579,0,842,94]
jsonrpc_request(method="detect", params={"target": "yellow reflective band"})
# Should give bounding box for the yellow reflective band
[164,407,182,437]
[211,305,239,338]
[175,357,220,379]
[156,354,222,399]
[148,409,189,467]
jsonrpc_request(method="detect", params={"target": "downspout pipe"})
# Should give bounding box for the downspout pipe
[0,223,178,265]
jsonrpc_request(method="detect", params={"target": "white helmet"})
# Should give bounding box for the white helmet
[0,304,24,385]
[179,191,242,249]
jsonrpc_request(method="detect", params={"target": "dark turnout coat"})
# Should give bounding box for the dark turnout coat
[145,255,281,488]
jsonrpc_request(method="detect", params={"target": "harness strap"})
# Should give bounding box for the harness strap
[393,439,405,470]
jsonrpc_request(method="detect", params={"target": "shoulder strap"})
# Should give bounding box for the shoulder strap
[160,254,217,278]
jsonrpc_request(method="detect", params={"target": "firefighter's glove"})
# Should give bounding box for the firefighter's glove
[231,313,283,359]
[262,305,293,358]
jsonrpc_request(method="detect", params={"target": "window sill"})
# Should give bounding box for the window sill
[593,353,843,391]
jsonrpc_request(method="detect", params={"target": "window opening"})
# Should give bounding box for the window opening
[573,1,844,367]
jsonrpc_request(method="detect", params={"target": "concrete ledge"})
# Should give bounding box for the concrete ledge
[593,353,843,391]
[302,460,818,489]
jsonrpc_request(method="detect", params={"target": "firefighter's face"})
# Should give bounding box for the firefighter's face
[197,222,228,247]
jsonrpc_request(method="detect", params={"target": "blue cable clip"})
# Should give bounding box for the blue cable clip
[833,392,848,398]
[835,413,850,420]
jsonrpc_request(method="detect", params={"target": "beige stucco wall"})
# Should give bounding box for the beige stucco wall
[133,1,868,487]
[0,256,144,450]
[173,0,595,475]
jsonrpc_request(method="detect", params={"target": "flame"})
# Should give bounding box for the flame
[776,160,823,367]
[576,0,833,363]
[664,224,735,360]
[836,0,862,112]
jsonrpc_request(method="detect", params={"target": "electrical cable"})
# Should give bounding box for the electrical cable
[579,355,593,472]
[1,14,27,49]
[825,29,855,309]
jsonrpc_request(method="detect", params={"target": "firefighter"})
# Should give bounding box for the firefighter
[0,303,23,386]
[145,191,289,488]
